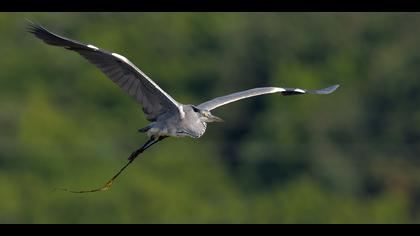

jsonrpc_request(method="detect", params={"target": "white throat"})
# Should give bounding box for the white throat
[178,106,186,119]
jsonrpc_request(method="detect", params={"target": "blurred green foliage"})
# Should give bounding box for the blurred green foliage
[0,12,419,223]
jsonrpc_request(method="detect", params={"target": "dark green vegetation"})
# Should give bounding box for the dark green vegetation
[0,13,419,223]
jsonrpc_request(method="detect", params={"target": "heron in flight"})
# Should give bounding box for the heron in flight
[27,22,339,193]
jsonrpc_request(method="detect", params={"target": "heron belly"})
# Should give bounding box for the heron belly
[146,127,185,138]
[145,118,206,138]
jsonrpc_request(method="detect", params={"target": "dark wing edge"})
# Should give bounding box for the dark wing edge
[27,21,181,121]
[197,84,340,111]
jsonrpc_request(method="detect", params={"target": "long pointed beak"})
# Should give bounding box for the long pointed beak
[209,114,224,122]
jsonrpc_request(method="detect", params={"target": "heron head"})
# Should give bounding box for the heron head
[191,106,223,123]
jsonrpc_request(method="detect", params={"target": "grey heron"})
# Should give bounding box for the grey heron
[27,22,339,193]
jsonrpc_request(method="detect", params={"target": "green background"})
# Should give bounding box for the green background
[1,12,419,223]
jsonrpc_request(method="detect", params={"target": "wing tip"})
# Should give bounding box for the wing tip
[309,84,340,94]
[25,20,57,44]
[25,21,82,50]
[323,84,340,94]
[25,19,44,34]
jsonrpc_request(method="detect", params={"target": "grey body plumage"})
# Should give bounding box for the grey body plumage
[140,105,208,139]
[27,22,339,193]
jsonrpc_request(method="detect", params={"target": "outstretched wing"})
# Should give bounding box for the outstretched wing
[197,85,339,111]
[27,22,181,122]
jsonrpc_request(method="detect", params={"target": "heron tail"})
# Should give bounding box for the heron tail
[138,125,152,133]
